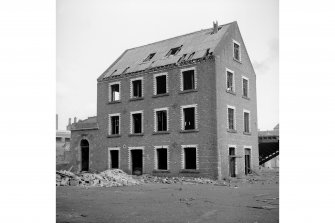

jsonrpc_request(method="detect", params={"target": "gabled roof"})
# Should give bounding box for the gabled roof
[98,22,234,81]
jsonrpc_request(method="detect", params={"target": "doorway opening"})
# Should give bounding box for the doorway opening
[131,149,143,175]
[229,147,236,177]
[110,150,119,169]
[245,148,251,175]
[80,139,89,171]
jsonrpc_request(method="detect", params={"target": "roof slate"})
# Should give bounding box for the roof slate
[99,22,233,81]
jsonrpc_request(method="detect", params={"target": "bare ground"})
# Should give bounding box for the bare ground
[56,170,279,223]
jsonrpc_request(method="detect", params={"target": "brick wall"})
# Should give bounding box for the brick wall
[83,60,219,178]
[214,22,259,179]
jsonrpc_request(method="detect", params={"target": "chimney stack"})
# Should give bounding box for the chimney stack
[74,117,77,123]
[56,114,58,131]
[213,20,218,34]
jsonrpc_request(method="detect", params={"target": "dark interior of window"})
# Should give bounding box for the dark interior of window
[157,110,167,131]
[229,147,235,156]
[184,107,195,130]
[243,79,248,97]
[234,43,240,60]
[111,84,120,101]
[157,148,168,170]
[133,113,142,133]
[111,116,119,135]
[244,112,249,132]
[156,75,167,94]
[183,70,195,91]
[110,150,119,169]
[228,108,234,130]
[184,147,196,169]
[227,71,233,91]
[56,137,62,142]
[143,53,156,62]
[65,138,70,143]
[132,80,142,98]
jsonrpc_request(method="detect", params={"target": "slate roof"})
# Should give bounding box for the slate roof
[98,22,234,81]
[70,116,98,131]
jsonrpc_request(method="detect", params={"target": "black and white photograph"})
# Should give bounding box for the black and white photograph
[56,0,279,222]
[3,0,335,222]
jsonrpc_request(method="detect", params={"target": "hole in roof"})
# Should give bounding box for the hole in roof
[187,52,195,60]
[143,53,156,62]
[122,67,130,74]
[178,54,187,63]
[166,45,182,57]
[111,69,118,75]
[204,48,211,57]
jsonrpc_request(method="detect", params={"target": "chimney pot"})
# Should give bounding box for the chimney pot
[213,21,218,34]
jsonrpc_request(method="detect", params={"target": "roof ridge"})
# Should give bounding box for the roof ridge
[126,21,234,51]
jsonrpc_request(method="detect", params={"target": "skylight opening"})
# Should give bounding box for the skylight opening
[166,45,182,57]
[187,52,195,60]
[143,53,156,62]
[178,54,187,63]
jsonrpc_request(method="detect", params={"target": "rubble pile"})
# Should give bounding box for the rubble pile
[56,169,141,187]
[138,175,227,186]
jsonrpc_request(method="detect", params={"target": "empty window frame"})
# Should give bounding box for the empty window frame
[233,40,241,61]
[130,111,143,134]
[243,110,250,133]
[226,68,235,92]
[227,105,236,131]
[154,146,169,170]
[180,67,197,91]
[181,104,198,130]
[109,81,121,102]
[143,53,156,62]
[242,76,249,98]
[130,77,143,98]
[166,46,182,57]
[153,73,168,95]
[109,113,121,135]
[108,147,120,169]
[154,108,169,132]
[181,145,198,170]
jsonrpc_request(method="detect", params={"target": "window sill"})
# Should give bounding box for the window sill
[180,129,199,133]
[242,96,250,100]
[227,129,237,133]
[180,169,200,173]
[243,132,251,135]
[128,133,144,137]
[129,97,144,101]
[226,90,236,95]
[233,58,242,64]
[153,169,170,173]
[107,134,121,138]
[107,100,121,104]
[179,89,198,94]
[152,93,169,98]
[152,131,170,135]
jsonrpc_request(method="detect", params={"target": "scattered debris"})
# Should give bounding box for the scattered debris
[246,205,277,210]
[56,169,141,187]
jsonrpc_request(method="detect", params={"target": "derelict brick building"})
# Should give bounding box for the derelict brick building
[68,21,259,179]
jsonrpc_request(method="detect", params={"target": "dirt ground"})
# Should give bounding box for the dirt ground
[56,169,279,223]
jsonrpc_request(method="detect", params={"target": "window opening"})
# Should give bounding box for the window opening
[184,107,195,130]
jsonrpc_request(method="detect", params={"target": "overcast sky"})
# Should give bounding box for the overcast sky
[56,0,278,131]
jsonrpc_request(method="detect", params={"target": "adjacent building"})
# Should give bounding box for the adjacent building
[67,21,259,179]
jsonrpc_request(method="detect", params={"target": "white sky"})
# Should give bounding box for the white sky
[56,0,278,131]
